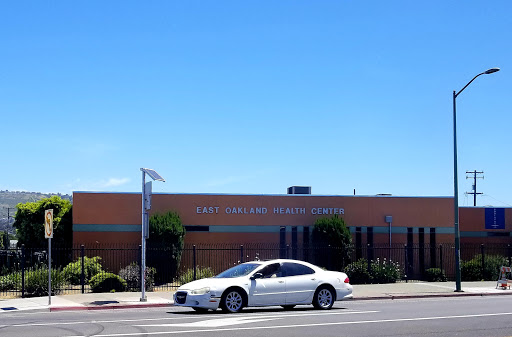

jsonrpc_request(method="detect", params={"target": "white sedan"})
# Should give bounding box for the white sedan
[173,259,353,313]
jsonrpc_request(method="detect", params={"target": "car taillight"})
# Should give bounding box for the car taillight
[344,277,350,283]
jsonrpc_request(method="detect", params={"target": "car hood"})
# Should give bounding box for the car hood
[178,277,244,291]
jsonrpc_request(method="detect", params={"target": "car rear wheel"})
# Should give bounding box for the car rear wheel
[221,289,244,313]
[313,286,334,310]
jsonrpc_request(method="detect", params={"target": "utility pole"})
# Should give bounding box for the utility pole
[466,170,484,206]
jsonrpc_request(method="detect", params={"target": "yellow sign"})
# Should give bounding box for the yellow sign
[44,209,53,239]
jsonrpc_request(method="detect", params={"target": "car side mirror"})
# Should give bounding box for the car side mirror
[250,272,263,280]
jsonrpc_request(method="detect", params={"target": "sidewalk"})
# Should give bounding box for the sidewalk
[1,281,510,313]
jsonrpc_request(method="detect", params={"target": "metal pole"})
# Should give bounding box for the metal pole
[141,171,147,302]
[453,90,462,292]
[48,238,52,305]
[452,68,499,290]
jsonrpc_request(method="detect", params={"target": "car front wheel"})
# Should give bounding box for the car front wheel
[221,289,244,313]
[313,286,334,310]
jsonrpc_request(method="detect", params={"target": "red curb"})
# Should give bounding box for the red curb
[353,292,512,301]
[50,303,172,312]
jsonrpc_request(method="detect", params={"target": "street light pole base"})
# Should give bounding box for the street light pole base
[454,289,464,293]
[140,297,147,302]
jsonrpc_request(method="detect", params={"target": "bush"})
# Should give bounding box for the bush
[89,273,127,293]
[119,263,156,291]
[25,267,66,297]
[370,258,402,284]
[0,273,19,291]
[424,268,447,282]
[461,254,508,281]
[178,266,215,285]
[62,256,103,285]
[344,259,371,284]
[344,258,402,284]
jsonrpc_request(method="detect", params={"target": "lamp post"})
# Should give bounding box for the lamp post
[140,168,165,301]
[453,67,499,292]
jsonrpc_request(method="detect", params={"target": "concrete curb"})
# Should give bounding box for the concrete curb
[352,291,512,301]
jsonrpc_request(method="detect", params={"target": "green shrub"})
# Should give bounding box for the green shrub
[62,256,103,285]
[461,254,508,281]
[344,259,371,284]
[89,273,127,293]
[178,266,215,285]
[25,267,66,297]
[0,273,19,291]
[370,258,402,284]
[119,263,156,291]
[424,268,447,282]
[344,258,402,284]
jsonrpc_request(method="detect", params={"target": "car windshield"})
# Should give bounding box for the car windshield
[215,263,261,278]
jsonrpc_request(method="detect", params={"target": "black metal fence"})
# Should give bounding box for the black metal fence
[1,242,511,298]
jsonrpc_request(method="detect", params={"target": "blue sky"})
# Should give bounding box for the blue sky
[1,1,511,206]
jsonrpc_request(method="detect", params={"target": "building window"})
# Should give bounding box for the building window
[430,228,436,268]
[355,227,362,260]
[367,227,374,261]
[280,226,286,258]
[291,226,298,259]
[419,228,425,276]
[406,227,413,277]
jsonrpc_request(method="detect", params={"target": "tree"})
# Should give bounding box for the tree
[146,211,186,283]
[0,230,9,249]
[312,215,353,271]
[13,196,73,248]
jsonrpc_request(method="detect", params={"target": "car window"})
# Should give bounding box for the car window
[215,263,261,278]
[257,263,283,278]
[281,262,315,277]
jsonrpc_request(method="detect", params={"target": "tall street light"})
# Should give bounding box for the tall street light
[140,168,165,301]
[453,67,500,292]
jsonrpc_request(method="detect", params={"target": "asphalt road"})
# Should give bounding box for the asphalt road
[2,296,512,337]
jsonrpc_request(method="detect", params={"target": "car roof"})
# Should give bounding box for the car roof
[244,259,317,267]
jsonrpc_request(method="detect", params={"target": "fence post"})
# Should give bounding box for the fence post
[21,244,25,298]
[480,244,485,279]
[404,245,408,283]
[193,245,197,281]
[240,245,244,263]
[81,245,85,294]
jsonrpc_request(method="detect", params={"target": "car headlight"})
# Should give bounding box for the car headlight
[190,287,210,295]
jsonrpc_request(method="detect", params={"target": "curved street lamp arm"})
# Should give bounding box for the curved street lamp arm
[454,72,485,98]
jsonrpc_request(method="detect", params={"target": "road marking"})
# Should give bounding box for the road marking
[58,312,512,337]
[136,310,379,328]
[139,316,279,328]
[0,310,378,329]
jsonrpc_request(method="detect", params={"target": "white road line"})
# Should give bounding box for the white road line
[59,312,512,337]
[0,310,378,329]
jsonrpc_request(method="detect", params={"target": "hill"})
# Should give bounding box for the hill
[0,190,73,234]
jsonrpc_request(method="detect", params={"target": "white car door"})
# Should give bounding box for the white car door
[281,262,318,304]
[248,263,286,306]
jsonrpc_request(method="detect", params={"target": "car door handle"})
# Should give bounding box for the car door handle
[278,280,284,283]
[311,278,316,281]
